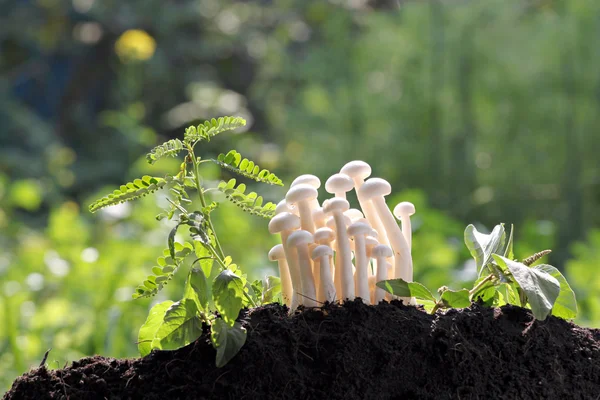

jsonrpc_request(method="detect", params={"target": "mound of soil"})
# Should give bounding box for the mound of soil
[4,300,600,400]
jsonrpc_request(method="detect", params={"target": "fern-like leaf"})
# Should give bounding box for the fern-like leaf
[184,116,246,143]
[217,179,277,219]
[146,139,184,164]
[89,176,170,213]
[132,242,194,298]
[212,150,283,186]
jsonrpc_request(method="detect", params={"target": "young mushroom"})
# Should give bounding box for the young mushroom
[311,245,336,303]
[340,160,389,247]
[358,178,413,302]
[268,212,302,309]
[313,207,327,229]
[287,230,318,307]
[347,221,373,304]
[393,202,416,249]
[268,244,292,307]
[323,198,354,301]
[291,174,321,212]
[325,173,354,200]
[286,184,319,234]
[371,244,393,303]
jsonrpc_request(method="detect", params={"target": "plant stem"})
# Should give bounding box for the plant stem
[469,274,495,297]
[430,302,443,315]
[190,147,225,259]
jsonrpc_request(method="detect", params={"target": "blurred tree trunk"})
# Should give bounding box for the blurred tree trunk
[428,0,445,207]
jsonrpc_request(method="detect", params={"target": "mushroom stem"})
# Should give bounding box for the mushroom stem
[372,245,393,303]
[268,245,292,307]
[312,245,336,303]
[324,199,354,301]
[348,222,372,304]
[287,230,318,307]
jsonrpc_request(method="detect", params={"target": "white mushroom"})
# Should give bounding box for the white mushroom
[340,161,389,247]
[347,221,372,304]
[345,209,364,223]
[358,178,413,303]
[268,244,292,307]
[311,245,336,303]
[313,207,326,229]
[268,212,302,309]
[372,244,393,303]
[286,184,318,234]
[287,230,318,307]
[325,173,354,199]
[365,236,379,278]
[393,202,416,249]
[291,174,321,212]
[314,226,337,295]
[275,199,295,215]
[323,198,354,301]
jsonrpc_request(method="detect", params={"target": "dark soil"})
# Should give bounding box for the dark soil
[4,300,600,400]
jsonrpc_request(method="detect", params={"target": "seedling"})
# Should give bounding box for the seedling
[89,116,284,367]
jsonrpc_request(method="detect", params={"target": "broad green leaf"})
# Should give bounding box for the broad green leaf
[469,276,497,305]
[504,224,514,260]
[262,276,281,304]
[441,289,471,308]
[376,279,437,303]
[464,224,505,275]
[151,299,203,351]
[194,242,215,278]
[493,255,560,321]
[211,319,247,368]
[213,270,245,326]
[533,264,578,320]
[138,301,173,357]
[168,224,179,260]
[184,268,210,311]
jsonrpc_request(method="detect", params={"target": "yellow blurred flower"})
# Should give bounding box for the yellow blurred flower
[115,29,156,62]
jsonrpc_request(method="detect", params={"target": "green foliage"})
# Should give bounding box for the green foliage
[146,139,184,165]
[88,116,283,367]
[183,117,246,143]
[89,176,169,212]
[213,150,283,185]
[379,223,578,321]
[217,179,277,219]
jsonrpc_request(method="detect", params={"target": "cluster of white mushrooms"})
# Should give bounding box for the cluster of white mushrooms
[268,160,416,310]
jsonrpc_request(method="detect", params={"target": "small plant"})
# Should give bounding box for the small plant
[378,224,578,321]
[89,116,284,367]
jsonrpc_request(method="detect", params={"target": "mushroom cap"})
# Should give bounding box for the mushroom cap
[268,212,300,234]
[365,236,379,249]
[286,184,318,205]
[325,173,354,195]
[287,230,314,248]
[344,208,364,222]
[268,244,286,261]
[347,221,373,237]
[326,214,351,229]
[323,197,350,214]
[371,244,393,258]
[311,244,333,259]
[358,178,391,200]
[393,201,416,218]
[369,229,379,239]
[314,227,335,244]
[340,160,372,181]
[291,174,321,189]
[275,199,291,215]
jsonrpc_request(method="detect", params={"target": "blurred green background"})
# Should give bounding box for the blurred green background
[2,0,600,391]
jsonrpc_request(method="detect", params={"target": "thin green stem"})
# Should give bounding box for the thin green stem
[430,301,443,315]
[189,146,225,259]
[469,274,495,297]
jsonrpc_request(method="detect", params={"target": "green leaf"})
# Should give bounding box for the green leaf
[376,279,437,303]
[211,150,283,186]
[213,270,245,326]
[89,176,169,212]
[151,299,203,351]
[146,139,184,164]
[441,289,471,308]
[464,224,505,275]
[469,276,497,305]
[532,264,578,320]
[493,255,560,321]
[138,301,174,357]
[216,179,277,219]
[504,224,514,260]
[194,242,214,278]
[262,276,281,304]
[184,116,246,143]
[211,319,247,368]
[168,224,179,260]
[185,267,210,312]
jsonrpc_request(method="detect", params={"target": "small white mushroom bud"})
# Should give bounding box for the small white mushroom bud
[348,221,373,304]
[323,198,354,301]
[268,212,302,309]
[393,202,416,249]
[286,184,319,234]
[311,245,336,303]
[287,230,318,307]
[325,173,354,199]
[269,244,292,307]
[275,199,294,215]
[372,244,393,303]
